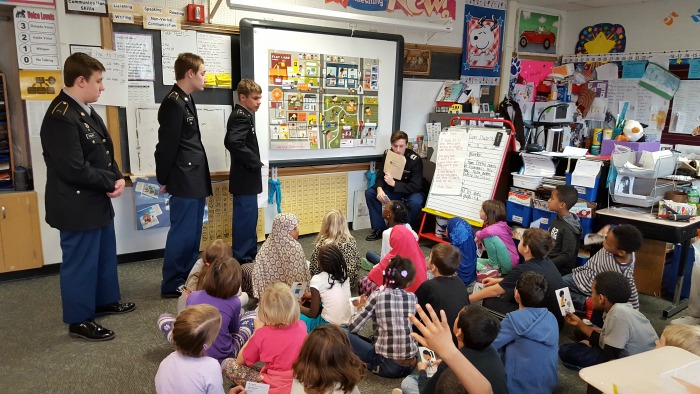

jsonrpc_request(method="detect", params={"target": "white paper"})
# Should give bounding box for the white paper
[259,162,269,209]
[71,47,128,107]
[668,80,700,135]
[556,287,576,316]
[426,122,442,155]
[607,79,670,141]
[245,381,270,394]
[595,63,619,81]
[114,32,155,81]
[25,100,51,138]
[648,54,671,70]
[431,130,469,195]
[197,32,232,85]
[127,81,155,105]
[161,30,197,85]
[521,153,555,177]
[563,146,588,157]
[571,160,602,188]
[353,189,371,230]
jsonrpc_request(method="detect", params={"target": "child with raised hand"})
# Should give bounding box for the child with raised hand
[155,304,243,394]
[291,325,364,394]
[348,256,418,378]
[178,239,248,312]
[564,224,642,312]
[474,200,519,277]
[559,271,658,369]
[300,244,352,332]
[445,218,477,287]
[414,243,470,344]
[222,282,307,394]
[657,324,700,356]
[309,209,360,287]
[492,271,559,394]
[365,200,418,266]
[547,185,582,275]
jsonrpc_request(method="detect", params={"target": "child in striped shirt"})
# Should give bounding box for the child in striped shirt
[563,224,642,312]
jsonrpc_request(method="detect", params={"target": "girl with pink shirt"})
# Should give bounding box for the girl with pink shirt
[475,200,519,277]
[222,282,307,394]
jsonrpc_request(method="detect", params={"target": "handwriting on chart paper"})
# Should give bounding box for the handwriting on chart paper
[431,130,468,195]
[461,130,503,203]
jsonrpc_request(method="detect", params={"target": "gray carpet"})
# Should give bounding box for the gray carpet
[0,228,675,393]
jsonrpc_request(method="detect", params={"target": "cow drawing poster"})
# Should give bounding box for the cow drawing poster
[461,0,506,85]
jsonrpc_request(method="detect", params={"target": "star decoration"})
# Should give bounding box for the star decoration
[496,16,504,26]
[463,62,470,71]
[494,64,500,73]
[465,12,472,23]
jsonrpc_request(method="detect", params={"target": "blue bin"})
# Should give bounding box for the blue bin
[662,244,693,299]
[566,173,600,202]
[506,201,533,227]
[579,216,593,238]
[532,207,557,230]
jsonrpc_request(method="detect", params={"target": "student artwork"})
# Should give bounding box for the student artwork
[517,10,560,55]
[556,287,576,316]
[574,23,626,78]
[268,50,379,150]
[133,176,171,231]
[461,0,507,86]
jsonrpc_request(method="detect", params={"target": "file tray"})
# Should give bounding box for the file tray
[611,178,675,207]
[612,151,678,179]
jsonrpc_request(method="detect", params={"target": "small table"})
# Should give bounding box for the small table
[596,207,700,318]
[579,346,700,394]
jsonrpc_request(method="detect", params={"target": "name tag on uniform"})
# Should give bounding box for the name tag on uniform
[85,132,96,139]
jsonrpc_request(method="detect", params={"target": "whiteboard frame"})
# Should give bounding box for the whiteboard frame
[239,18,404,167]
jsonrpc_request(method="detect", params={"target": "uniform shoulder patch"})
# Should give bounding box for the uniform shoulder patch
[235,108,244,114]
[51,101,69,116]
[167,91,179,100]
[410,154,418,160]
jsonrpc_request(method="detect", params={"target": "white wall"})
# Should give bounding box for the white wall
[560,0,699,54]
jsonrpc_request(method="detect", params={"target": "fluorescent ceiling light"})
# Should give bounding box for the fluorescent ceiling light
[226,0,453,33]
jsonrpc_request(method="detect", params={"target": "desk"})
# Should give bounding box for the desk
[596,207,700,318]
[579,346,700,394]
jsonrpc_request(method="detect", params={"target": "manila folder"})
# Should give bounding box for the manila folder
[384,150,406,180]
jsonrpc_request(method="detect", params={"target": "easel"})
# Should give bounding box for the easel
[417,116,517,244]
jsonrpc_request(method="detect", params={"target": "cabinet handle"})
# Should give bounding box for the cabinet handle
[1,206,4,219]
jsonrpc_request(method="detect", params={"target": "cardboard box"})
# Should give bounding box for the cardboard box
[600,140,660,156]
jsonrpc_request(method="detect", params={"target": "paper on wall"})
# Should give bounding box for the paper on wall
[127,81,155,105]
[595,63,619,81]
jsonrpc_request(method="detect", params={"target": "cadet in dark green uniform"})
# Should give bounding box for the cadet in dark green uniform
[40,53,135,341]
[155,53,212,297]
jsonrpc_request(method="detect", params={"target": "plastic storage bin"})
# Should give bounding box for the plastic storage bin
[610,177,675,207]
[532,207,556,230]
[579,216,593,237]
[566,173,600,202]
[506,201,533,227]
[612,151,678,179]
[512,172,542,190]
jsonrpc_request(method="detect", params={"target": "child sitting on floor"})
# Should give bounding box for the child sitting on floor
[564,224,642,312]
[365,200,418,266]
[474,200,519,278]
[656,324,700,356]
[491,271,559,394]
[300,244,352,332]
[559,271,658,369]
[222,282,307,394]
[547,185,582,275]
[348,256,418,378]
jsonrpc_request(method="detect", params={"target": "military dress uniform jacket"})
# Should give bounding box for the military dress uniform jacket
[373,148,424,195]
[224,104,263,196]
[154,85,212,199]
[40,91,123,232]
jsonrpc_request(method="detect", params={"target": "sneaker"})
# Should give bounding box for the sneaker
[392,389,403,394]
[670,315,700,325]
[365,229,383,241]
[360,257,375,271]
[476,269,498,282]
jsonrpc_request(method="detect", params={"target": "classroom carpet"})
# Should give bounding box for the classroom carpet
[0,228,675,393]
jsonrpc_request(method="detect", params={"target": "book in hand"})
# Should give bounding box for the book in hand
[556,287,576,316]
[419,347,440,378]
[583,233,605,245]
[384,150,406,180]
[291,281,308,300]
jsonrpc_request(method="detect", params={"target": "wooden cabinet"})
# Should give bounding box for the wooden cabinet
[0,73,14,189]
[0,191,43,272]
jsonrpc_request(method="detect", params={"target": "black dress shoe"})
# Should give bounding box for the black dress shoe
[95,302,136,315]
[365,229,383,241]
[68,321,115,341]
[161,291,181,299]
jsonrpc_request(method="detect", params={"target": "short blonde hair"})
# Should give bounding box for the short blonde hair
[258,282,299,327]
[237,78,262,97]
[316,209,353,244]
[662,324,700,356]
[172,305,221,358]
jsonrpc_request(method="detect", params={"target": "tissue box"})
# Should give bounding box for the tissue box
[600,140,660,156]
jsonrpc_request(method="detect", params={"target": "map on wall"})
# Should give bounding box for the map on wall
[268,50,379,150]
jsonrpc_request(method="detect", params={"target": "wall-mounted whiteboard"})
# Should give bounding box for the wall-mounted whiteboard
[426,126,511,227]
[126,104,232,176]
[239,19,403,166]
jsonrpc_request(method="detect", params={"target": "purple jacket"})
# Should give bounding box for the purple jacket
[475,221,519,268]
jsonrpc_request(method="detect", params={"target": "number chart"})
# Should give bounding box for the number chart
[13,6,59,70]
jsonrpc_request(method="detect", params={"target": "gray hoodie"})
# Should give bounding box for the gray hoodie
[549,213,582,275]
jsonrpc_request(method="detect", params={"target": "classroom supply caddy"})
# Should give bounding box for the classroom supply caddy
[609,150,679,209]
[419,117,516,244]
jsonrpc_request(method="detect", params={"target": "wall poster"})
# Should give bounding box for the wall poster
[461,0,507,85]
[268,51,379,150]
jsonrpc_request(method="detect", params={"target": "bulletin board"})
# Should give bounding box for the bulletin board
[111,22,239,174]
[239,19,403,167]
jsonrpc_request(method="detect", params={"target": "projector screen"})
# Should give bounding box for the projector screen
[239,19,404,166]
